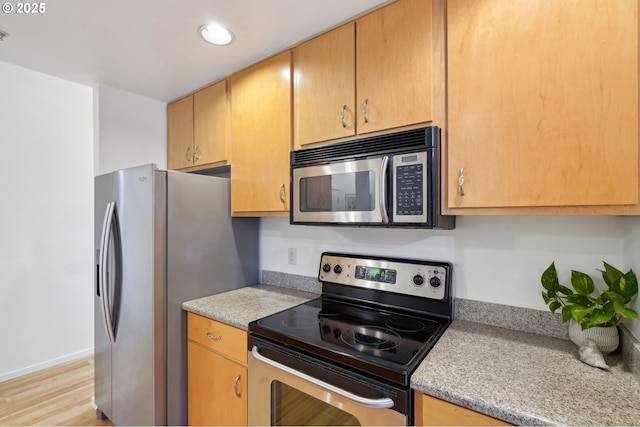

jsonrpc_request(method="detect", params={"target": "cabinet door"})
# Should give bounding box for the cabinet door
[167,95,194,170]
[414,392,511,426]
[447,0,638,209]
[231,51,292,216]
[187,342,247,426]
[356,0,433,134]
[194,80,229,167]
[294,22,356,147]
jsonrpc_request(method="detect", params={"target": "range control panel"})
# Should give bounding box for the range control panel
[318,253,450,301]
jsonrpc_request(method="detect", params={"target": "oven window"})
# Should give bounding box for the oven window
[299,172,375,213]
[271,380,361,426]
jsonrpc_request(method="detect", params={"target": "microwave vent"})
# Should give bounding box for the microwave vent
[291,126,437,165]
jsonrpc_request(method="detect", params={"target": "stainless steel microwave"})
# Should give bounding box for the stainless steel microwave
[290,126,454,229]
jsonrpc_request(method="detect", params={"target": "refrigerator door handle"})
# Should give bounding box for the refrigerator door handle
[99,201,117,343]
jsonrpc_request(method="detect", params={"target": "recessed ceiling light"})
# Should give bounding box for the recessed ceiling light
[199,24,234,46]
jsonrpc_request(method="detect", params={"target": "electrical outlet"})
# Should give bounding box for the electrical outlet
[288,248,297,265]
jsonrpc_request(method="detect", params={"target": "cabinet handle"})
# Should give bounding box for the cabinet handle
[206,332,221,341]
[185,147,192,163]
[458,168,465,196]
[279,184,286,203]
[362,99,369,123]
[234,375,242,397]
[340,105,347,128]
[193,144,200,162]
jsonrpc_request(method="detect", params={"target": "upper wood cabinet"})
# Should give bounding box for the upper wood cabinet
[230,51,292,216]
[356,0,432,135]
[294,22,356,146]
[167,95,194,170]
[167,79,229,171]
[294,0,433,147]
[446,0,639,210]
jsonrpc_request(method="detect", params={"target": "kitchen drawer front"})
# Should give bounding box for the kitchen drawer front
[187,312,247,364]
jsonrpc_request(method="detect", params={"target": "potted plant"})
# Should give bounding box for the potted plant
[541,261,638,354]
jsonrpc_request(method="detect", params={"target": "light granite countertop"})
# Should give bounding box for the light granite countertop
[182,284,318,330]
[411,320,640,426]
[183,284,640,426]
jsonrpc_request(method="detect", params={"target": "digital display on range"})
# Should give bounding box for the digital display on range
[354,265,397,284]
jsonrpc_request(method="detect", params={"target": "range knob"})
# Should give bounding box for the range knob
[322,263,331,273]
[429,276,442,288]
[413,274,425,286]
[333,265,342,274]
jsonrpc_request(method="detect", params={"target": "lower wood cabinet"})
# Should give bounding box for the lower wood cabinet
[187,313,247,426]
[414,392,511,426]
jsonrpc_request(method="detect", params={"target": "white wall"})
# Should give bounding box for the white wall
[0,61,94,381]
[623,217,640,339]
[95,84,167,175]
[260,216,628,313]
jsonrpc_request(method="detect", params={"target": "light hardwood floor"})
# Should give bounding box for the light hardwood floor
[0,356,113,426]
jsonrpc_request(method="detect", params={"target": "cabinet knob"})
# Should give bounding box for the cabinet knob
[185,147,192,163]
[279,184,286,203]
[194,144,200,162]
[458,168,465,196]
[340,105,347,128]
[234,375,242,397]
[362,99,369,123]
[206,332,221,341]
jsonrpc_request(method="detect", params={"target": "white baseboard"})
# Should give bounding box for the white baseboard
[0,347,94,383]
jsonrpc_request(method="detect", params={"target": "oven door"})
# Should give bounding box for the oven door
[248,338,407,426]
[291,156,389,225]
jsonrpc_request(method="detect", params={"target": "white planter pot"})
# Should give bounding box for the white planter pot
[568,319,619,355]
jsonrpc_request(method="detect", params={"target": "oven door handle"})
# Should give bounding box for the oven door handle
[251,346,395,409]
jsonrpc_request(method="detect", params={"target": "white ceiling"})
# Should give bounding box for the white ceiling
[0,0,389,102]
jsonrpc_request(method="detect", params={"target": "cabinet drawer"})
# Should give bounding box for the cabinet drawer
[187,312,247,364]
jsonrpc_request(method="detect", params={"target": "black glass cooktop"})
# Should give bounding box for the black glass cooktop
[249,296,449,385]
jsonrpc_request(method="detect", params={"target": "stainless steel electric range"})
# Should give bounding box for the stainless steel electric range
[248,252,453,426]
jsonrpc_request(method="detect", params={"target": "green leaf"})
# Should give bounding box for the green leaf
[571,270,595,295]
[571,305,595,321]
[557,284,574,296]
[541,292,550,305]
[613,301,639,320]
[620,270,638,300]
[601,300,615,317]
[578,318,591,330]
[561,305,573,322]
[541,263,559,292]
[601,261,623,287]
[566,294,592,306]
[587,308,613,327]
[548,301,562,313]
[602,291,623,305]
[608,276,624,296]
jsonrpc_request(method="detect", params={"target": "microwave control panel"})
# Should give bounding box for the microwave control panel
[392,152,428,223]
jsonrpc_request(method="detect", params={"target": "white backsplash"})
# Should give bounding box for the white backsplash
[259,216,625,314]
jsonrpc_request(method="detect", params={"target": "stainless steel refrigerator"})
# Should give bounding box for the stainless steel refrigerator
[94,164,259,426]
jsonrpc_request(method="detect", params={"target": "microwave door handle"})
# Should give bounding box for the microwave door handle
[379,156,390,224]
[251,346,394,409]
